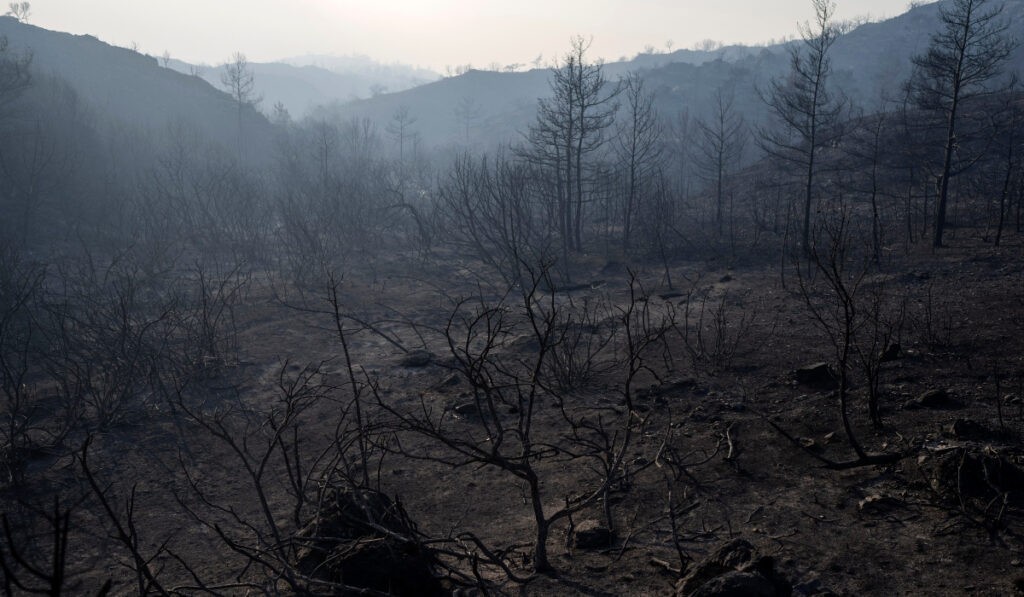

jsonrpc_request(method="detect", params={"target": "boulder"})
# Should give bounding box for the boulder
[794,363,837,388]
[944,418,990,439]
[294,488,442,596]
[691,571,777,597]
[675,539,790,597]
[571,519,612,549]
[879,343,901,363]
[905,388,959,410]
[919,446,1024,504]
[676,539,755,595]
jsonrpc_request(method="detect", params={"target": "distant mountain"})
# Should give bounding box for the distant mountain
[318,0,1024,151]
[171,55,440,119]
[282,54,439,89]
[0,16,274,158]
[311,68,550,151]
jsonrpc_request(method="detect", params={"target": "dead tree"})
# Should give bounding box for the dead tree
[520,36,619,256]
[0,495,112,596]
[170,359,378,593]
[695,87,747,239]
[376,262,665,575]
[793,200,901,468]
[906,0,1016,247]
[759,0,844,254]
[614,72,663,252]
[0,245,47,485]
[436,153,553,288]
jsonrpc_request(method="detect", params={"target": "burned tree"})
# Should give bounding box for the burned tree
[521,36,619,258]
[907,0,1016,247]
[759,0,844,254]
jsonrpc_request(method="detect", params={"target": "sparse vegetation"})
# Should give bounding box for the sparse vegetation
[2,2,1024,595]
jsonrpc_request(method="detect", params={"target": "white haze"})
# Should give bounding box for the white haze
[31,0,918,72]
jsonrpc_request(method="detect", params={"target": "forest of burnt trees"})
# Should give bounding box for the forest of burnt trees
[3,0,1024,594]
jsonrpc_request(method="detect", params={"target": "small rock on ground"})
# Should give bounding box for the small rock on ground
[572,520,612,549]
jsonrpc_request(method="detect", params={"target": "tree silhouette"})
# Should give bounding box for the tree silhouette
[906,0,1016,247]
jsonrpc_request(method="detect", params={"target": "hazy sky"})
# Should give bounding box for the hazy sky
[31,0,920,71]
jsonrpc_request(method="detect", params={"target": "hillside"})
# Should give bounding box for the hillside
[4,1,1024,594]
[171,56,441,119]
[320,0,1024,150]
[0,16,274,156]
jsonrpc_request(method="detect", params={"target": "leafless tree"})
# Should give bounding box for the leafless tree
[615,72,663,252]
[0,36,30,116]
[5,2,29,23]
[436,152,552,288]
[0,496,111,595]
[220,52,260,157]
[988,86,1024,246]
[792,201,902,467]
[386,105,418,172]
[376,263,666,574]
[170,358,387,593]
[695,87,747,238]
[906,0,1016,247]
[759,0,844,254]
[521,36,619,257]
[453,96,482,144]
[0,244,47,485]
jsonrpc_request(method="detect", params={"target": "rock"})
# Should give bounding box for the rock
[879,343,901,363]
[917,388,949,406]
[794,363,837,388]
[641,377,699,400]
[920,446,1024,503]
[905,388,958,410]
[399,350,434,368]
[719,275,733,283]
[571,520,612,549]
[858,494,902,512]
[691,571,776,597]
[293,488,443,596]
[793,578,829,596]
[713,540,756,569]
[676,539,755,595]
[675,539,791,597]
[945,418,989,439]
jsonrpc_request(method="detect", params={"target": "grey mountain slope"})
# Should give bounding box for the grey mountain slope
[282,53,439,89]
[0,16,273,156]
[313,68,550,150]
[7,0,1024,157]
[325,0,1024,150]
[170,58,440,119]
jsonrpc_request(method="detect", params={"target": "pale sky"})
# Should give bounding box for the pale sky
[29,0,919,71]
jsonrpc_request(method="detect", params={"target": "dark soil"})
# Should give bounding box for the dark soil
[3,240,1024,596]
